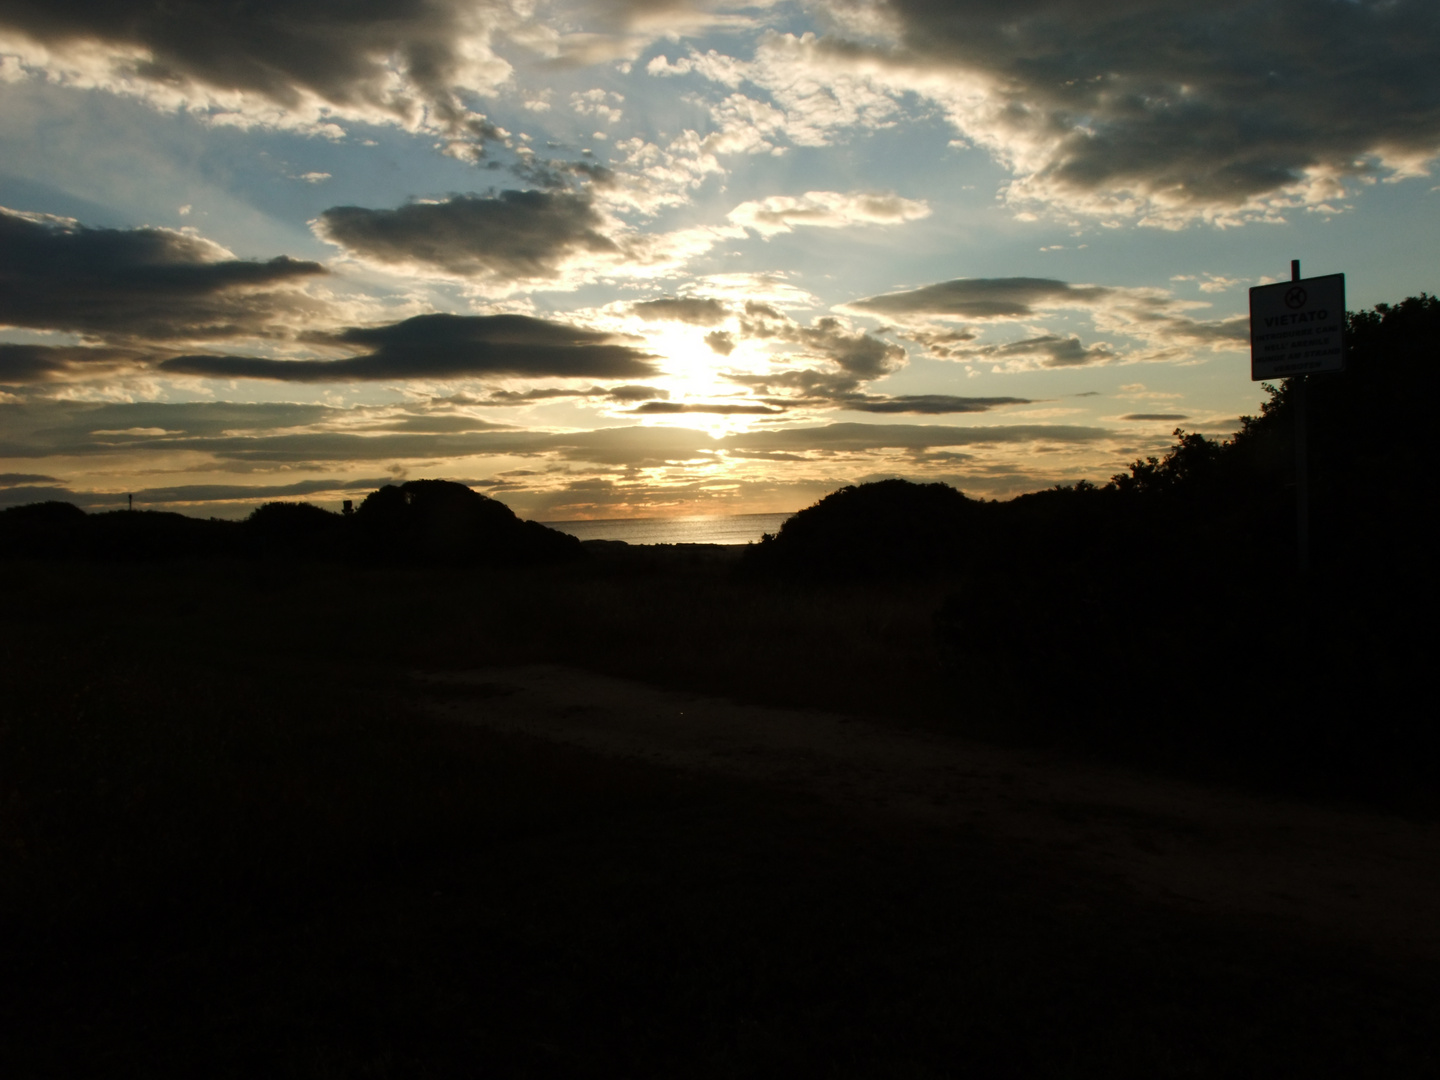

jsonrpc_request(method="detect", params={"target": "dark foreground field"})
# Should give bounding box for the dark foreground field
[4,556,1438,1077]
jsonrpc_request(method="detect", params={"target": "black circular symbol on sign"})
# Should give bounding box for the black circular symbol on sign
[1285,286,1307,309]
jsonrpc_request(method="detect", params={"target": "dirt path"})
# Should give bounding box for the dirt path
[416,664,1440,964]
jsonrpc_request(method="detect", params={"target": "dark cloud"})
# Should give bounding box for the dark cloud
[894,327,978,359]
[0,0,503,152]
[0,472,63,486]
[544,425,721,466]
[315,191,618,281]
[1125,313,1249,348]
[0,476,391,511]
[630,297,729,325]
[0,400,1112,486]
[606,384,669,402]
[967,334,1117,369]
[124,478,391,505]
[840,394,1032,415]
[0,417,720,468]
[848,278,1110,319]
[721,422,1111,455]
[1121,413,1190,422]
[161,313,660,382]
[0,343,140,383]
[460,383,670,405]
[359,415,511,434]
[845,274,1242,364]
[728,366,866,402]
[705,331,736,355]
[713,311,912,413]
[0,400,346,458]
[0,208,327,342]
[852,0,1440,218]
[90,431,552,465]
[743,315,904,380]
[465,388,595,405]
[628,401,785,415]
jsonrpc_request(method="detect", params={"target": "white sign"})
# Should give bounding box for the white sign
[1249,273,1346,381]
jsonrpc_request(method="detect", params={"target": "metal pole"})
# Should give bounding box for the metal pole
[1292,259,1309,574]
[1295,373,1309,574]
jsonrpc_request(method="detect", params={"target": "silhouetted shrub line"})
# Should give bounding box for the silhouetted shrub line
[0,479,582,566]
[1,296,1435,805]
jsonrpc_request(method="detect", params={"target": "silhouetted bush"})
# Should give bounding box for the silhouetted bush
[0,501,89,558]
[745,478,985,576]
[0,503,239,560]
[85,510,239,561]
[243,501,345,560]
[0,482,581,566]
[350,479,581,565]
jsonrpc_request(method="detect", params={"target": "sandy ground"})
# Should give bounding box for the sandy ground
[416,664,1440,965]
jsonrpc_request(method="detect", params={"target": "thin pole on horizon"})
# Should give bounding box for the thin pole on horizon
[1292,258,1310,575]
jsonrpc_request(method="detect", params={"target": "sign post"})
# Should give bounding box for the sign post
[1249,267,1346,382]
[1249,263,1346,574]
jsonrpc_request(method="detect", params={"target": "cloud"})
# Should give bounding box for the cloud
[721,422,1112,455]
[0,475,392,511]
[713,308,913,410]
[570,88,624,124]
[0,394,1131,518]
[1121,413,1190,422]
[746,1,1440,223]
[739,33,909,147]
[628,401,784,415]
[838,394,1031,415]
[541,1,772,67]
[0,399,346,458]
[0,0,511,156]
[0,484,82,508]
[316,191,619,283]
[728,190,930,236]
[647,47,749,87]
[0,472,62,487]
[892,328,977,359]
[131,478,391,504]
[847,277,1112,320]
[0,207,327,342]
[630,297,730,325]
[0,343,141,383]
[606,383,669,402]
[743,314,904,381]
[468,383,670,406]
[315,190,737,289]
[161,313,660,382]
[845,275,1245,368]
[964,334,1118,371]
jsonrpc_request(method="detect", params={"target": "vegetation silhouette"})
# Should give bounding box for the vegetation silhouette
[3,296,1437,1077]
[740,294,1438,799]
[0,478,581,566]
[0,296,1435,799]
[746,478,982,577]
[350,478,581,565]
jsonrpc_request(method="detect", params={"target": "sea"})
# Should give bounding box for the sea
[542,512,794,546]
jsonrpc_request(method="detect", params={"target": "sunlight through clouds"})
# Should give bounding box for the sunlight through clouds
[1,0,1437,517]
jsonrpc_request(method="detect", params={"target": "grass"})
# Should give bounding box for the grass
[3,557,1438,1076]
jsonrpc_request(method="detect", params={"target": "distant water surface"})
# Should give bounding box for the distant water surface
[543,512,793,546]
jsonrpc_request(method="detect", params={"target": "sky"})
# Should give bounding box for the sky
[2,0,1437,521]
